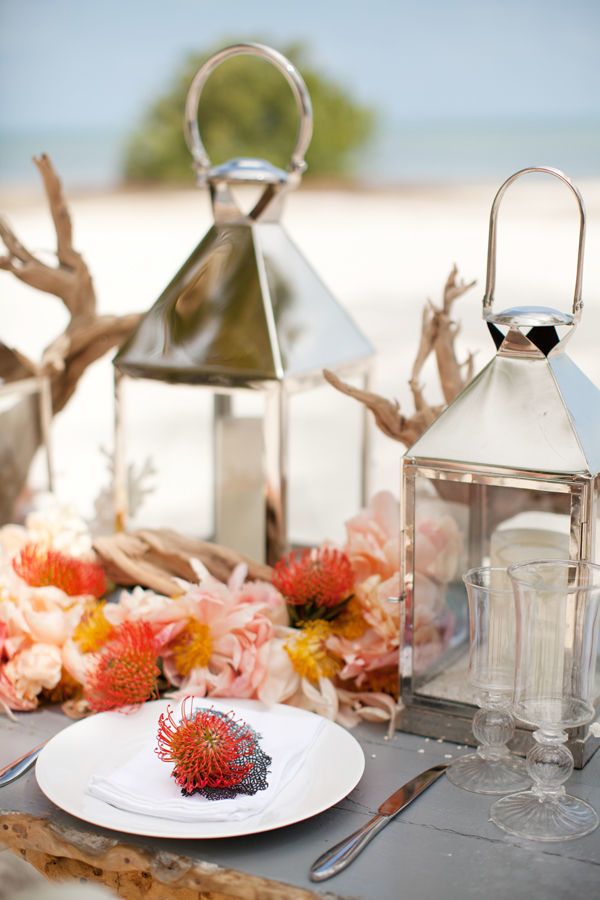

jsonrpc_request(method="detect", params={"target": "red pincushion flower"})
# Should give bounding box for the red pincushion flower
[156,699,259,794]
[273,547,354,622]
[13,543,107,599]
[86,621,159,712]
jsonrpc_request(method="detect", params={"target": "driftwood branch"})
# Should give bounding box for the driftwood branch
[0,811,314,900]
[323,369,440,447]
[326,264,477,447]
[0,155,142,520]
[93,529,272,596]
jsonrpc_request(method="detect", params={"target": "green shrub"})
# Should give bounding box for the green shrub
[122,41,375,183]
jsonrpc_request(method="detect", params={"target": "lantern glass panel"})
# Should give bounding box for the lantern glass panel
[409,469,572,708]
[288,383,364,547]
[117,375,367,558]
[0,377,53,525]
[119,378,213,535]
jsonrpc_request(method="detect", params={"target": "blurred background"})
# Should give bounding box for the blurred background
[2,0,600,190]
[1,0,599,543]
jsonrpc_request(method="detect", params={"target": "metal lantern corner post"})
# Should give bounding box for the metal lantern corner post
[112,43,373,565]
[399,166,600,768]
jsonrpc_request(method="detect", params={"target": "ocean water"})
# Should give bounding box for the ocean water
[0,128,127,189]
[364,119,600,184]
[1,119,599,188]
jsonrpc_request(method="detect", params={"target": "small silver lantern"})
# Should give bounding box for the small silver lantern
[113,43,373,564]
[0,342,53,523]
[399,167,600,767]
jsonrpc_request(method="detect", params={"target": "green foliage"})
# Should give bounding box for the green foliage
[122,42,375,183]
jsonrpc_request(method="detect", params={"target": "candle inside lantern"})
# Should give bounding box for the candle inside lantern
[215,415,265,561]
[490,514,570,568]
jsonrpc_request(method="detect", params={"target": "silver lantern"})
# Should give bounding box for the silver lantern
[113,43,373,565]
[0,342,53,523]
[399,167,600,767]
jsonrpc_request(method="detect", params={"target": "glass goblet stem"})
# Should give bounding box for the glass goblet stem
[472,690,515,760]
[527,728,573,800]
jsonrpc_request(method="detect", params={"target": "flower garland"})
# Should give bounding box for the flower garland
[0,493,460,728]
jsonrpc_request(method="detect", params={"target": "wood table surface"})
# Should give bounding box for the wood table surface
[1,707,599,899]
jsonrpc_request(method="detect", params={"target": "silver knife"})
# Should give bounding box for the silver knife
[0,740,47,788]
[310,762,448,882]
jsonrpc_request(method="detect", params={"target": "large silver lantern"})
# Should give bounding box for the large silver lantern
[399,167,600,767]
[0,342,53,524]
[113,43,373,564]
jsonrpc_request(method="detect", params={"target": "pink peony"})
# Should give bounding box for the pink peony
[158,563,277,700]
[414,515,461,583]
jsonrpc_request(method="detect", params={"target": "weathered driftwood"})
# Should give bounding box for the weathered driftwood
[0,811,323,900]
[93,529,273,596]
[0,155,141,521]
[325,264,476,447]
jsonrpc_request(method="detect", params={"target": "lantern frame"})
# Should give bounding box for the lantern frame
[112,43,373,563]
[398,167,600,767]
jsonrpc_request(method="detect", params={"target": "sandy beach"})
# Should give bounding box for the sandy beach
[2,179,600,544]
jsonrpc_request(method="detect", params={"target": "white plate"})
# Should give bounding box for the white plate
[36,699,365,839]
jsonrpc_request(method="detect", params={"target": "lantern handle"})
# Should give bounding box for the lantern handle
[483,166,586,322]
[184,43,313,185]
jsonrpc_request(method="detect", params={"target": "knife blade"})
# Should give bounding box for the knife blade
[0,741,47,788]
[309,762,448,882]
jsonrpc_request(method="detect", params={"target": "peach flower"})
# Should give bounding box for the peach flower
[0,558,88,652]
[0,494,93,560]
[3,643,62,705]
[0,669,37,713]
[23,494,93,558]
[103,585,189,627]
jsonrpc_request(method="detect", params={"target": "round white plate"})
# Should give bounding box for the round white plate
[36,698,365,839]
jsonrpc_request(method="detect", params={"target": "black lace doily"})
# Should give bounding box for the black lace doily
[183,710,272,801]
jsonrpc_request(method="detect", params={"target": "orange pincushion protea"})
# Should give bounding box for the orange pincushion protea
[13,544,107,599]
[156,699,260,795]
[86,621,159,712]
[273,547,354,622]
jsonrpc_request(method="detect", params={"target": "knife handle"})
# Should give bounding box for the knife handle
[310,813,389,882]
[0,741,47,787]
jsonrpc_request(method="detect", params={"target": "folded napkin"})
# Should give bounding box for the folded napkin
[87,700,325,823]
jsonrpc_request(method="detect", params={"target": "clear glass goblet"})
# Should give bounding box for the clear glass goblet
[446,567,530,794]
[491,559,600,841]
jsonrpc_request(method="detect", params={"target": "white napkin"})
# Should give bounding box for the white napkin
[87,700,325,823]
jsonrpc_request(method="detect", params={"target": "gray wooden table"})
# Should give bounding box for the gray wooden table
[1,708,599,899]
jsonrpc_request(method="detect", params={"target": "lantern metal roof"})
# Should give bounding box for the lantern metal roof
[409,347,600,476]
[407,167,600,478]
[113,214,373,388]
[114,44,373,389]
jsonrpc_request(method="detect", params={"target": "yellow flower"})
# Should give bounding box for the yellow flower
[285,620,340,683]
[73,601,113,653]
[331,596,368,640]
[171,620,213,677]
[42,667,81,703]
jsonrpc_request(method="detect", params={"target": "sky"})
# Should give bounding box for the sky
[1,0,599,132]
